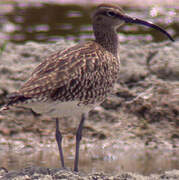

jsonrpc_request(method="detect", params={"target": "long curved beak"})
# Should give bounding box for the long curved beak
[120,14,174,42]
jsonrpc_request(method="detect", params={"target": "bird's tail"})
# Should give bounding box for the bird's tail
[0,92,30,112]
[0,105,9,112]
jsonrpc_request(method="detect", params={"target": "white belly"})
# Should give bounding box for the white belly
[21,100,97,118]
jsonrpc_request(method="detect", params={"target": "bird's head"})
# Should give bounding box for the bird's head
[92,3,174,42]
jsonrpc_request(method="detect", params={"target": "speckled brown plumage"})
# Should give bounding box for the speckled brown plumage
[1,4,126,120]
[17,41,119,106]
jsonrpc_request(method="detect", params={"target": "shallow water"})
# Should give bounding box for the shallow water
[0,135,178,175]
[0,2,178,43]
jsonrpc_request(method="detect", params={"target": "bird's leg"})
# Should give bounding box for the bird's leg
[74,113,86,172]
[55,118,65,168]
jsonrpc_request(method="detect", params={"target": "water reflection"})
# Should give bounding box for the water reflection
[0,142,178,175]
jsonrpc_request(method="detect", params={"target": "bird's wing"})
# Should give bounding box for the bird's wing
[18,41,114,103]
[2,41,119,109]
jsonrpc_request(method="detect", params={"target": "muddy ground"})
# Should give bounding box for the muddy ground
[0,39,178,179]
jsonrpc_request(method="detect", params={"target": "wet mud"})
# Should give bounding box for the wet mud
[0,39,178,179]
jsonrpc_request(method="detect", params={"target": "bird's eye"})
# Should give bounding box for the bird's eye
[106,11,116,17]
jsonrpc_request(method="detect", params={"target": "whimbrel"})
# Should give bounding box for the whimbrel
[0,4,174,172]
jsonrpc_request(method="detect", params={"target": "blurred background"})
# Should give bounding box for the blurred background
[0,0,178,44]
[0,0,178,177]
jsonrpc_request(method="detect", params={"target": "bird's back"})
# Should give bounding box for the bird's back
[4,41,120,116]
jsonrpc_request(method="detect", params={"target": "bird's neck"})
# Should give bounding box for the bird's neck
[93,24,119,58]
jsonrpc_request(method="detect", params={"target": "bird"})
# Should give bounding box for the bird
[0,3,174,172]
